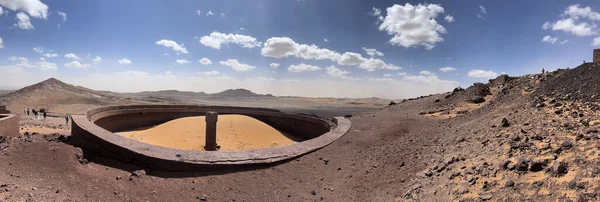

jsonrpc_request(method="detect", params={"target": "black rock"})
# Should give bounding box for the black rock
[550,161,568,176]
[501,118,510,127]
[469,96,486,104]
[561,140,573,150]
[515,158,529,171]
[504,180,515,187]
[529,160,547,172]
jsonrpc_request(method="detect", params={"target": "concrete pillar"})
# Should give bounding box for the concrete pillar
[204,111,218,151]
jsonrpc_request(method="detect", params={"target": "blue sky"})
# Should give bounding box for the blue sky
[0,0,599,99]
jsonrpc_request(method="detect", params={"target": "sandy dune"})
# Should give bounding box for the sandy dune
[116,115,301,151]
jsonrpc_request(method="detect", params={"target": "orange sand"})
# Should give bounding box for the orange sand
[116,115,302,151]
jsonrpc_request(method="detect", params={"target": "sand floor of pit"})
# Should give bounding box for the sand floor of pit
[116,115,304,151]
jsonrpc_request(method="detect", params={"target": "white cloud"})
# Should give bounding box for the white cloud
[57,11,67,21]
[199,71,220,76]
[33,46,43,53]
[323,38,328,43]
[64,61,91,68]
[397,72,407,76]
[369,7,384,22]
[564,4,600,21]
[325,66,358,80]
[206,10,214,16]
[220,13,225,18]
[117,70,148,77]
[362,47,384,57]
[383,73,392,77]
[263,37,340,61]
[439,66,456,72]
[543,5,600,37]
[377,3,447,49]
[165,71,175,78]
[592,37,600,46]
[419,70,433,76]
[403,74,458,85]
[196,10,201,16]
[0,7,4,15]
[198,57,212,65]
[64,53,80,60]
[0,37,3,49]
[262,37,399,71]
[560,40,569,44]
[118,58,132,65]
[444,15,454,23]
[288,63,322,73]
[359,58,401,71]
[92,56,102,62]
[542,35,558,44]
[15,12,34,29]
[8,56,57,70]
[43,53,57,58]
[199,31,262,49]
[0,0,48,18]
[269,63,280,68]
[542,22,552,30]
[338,52,364,66]
[468,69,497,79]
[219,59,256,71]
[479,6,486,14]
[544,18,597,36]
[156,39,188,54]
[175,59,190,64]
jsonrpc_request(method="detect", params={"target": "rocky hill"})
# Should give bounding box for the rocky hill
[0,78,134,114]
[211,89,274,97]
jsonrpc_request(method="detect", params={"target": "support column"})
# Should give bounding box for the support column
[204,111,218,151]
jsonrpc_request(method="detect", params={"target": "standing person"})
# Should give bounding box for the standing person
[65,114,69,124]
[43,112,47,119]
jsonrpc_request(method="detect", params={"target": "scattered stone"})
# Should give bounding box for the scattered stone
[561,140,573,150]
[549,161,568,176]
[479,194,493,201]
[131,169,146,177]
[197,194,209,201]
[469,96,486,104]
[434,99,440,103]
[515,158,529,172]
[418,169,433,177]
[529,160,547,172]
[501,118,510,127]
[505,180,515,187]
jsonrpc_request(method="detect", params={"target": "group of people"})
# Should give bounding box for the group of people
[23,108,72,124]
[24,108,46,119]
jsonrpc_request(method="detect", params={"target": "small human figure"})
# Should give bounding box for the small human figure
[542,68,545,75]
[43,112,46,119]
[65,114,69,124]
[26,108,30,116]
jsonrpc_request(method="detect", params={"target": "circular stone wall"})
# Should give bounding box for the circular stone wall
[70,105,351,171]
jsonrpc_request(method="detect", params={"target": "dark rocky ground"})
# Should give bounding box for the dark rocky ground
[1,63,600,201]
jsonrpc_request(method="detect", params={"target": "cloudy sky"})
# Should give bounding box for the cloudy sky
[0,0,599,99]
